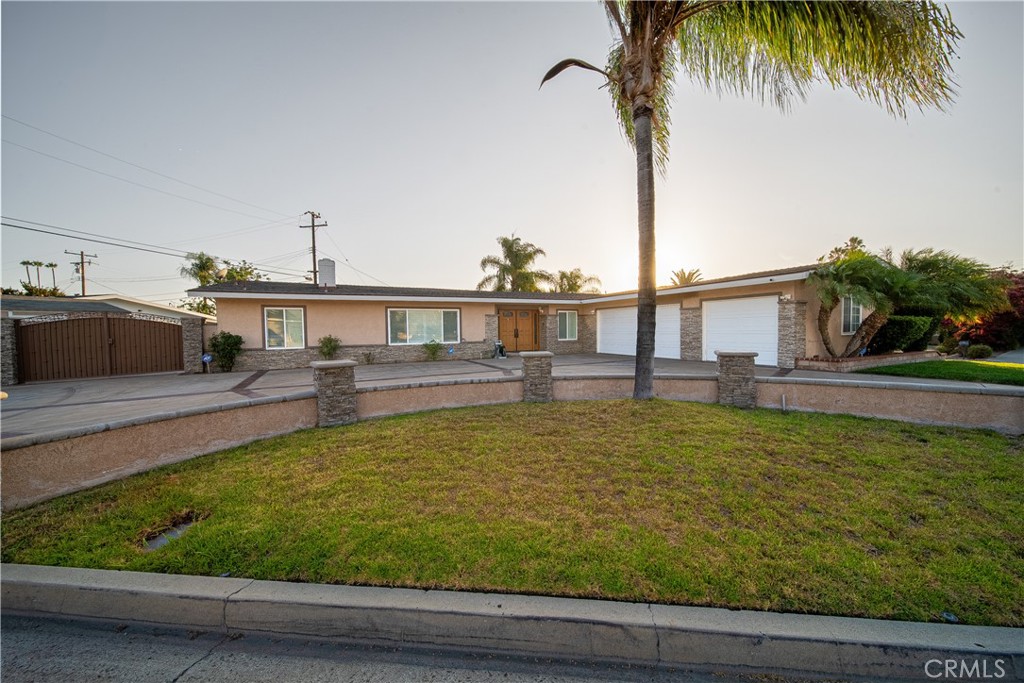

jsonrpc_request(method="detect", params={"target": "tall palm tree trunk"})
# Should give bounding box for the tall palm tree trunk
[633,109,657,399]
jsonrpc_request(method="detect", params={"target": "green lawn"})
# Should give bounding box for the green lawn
[855,359,1024,386]
[3,400,1021,626]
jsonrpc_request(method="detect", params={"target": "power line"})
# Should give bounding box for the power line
[3,139,283,222]
[2,219,309,279]
[2,114,294,218]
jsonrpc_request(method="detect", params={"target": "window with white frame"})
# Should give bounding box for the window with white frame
[264,307,305,349]
[388,309,460,345]
[841,296,862,335]
[557,310,578,341]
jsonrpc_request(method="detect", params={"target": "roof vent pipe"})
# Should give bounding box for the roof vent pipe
[318,258,336,288]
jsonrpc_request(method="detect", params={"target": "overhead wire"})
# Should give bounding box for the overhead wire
[2,114,294,218]
[3,139,284,223]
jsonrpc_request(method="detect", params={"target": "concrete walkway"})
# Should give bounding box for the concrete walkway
[2,354,1019,443]
[3,564,1020,681]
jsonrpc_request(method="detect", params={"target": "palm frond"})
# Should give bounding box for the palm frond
[676,2,961,117]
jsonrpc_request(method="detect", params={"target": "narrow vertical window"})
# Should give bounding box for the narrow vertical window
[557,310,578,341]
[842,296,862,335]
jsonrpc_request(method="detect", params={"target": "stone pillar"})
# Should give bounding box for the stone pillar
[777,299,808,370]
[484,314,498,343]
[716,351,757,408]
[1,318,18,386]
[681,308,701,361]
[181,318,204,374]
[311,360,358,427]
[520,351,553,403]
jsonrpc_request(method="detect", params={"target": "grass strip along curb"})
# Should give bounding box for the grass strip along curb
[2,564,1021,681]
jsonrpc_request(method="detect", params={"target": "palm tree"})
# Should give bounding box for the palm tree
[553,268,602,293]
[30,261,44,287]
[180,252,220,287]
[542,2,960,398]
[477,235,555,292]
[45,262,59,288]
[20,260,32,283]
[670,268,702,286]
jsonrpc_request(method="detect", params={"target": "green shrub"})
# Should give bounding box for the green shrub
[965,344,994,359]
[423,339,443,361]
[937,337,959,354]
[902,317,941,352]
[867,316,932,355]
[209,331,244,372]
[317,335,342,360]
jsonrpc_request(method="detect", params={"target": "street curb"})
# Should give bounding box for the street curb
[2,564,1020,681]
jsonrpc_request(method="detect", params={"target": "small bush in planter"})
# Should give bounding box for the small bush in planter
[209,331,244,372]
[965,344,993,359]
[937,337,959,354]
[317,334,342,360]
[423,339,443,361]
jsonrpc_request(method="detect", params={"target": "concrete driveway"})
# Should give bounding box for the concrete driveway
[1,353,1014,443]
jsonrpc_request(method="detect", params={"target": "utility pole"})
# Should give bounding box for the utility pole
[65,250,96,296]
[300,210,327,285]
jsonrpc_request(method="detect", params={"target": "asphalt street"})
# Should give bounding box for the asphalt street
[1,615,837,683]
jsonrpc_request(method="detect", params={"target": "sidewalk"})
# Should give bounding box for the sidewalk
[3,564,1020,682]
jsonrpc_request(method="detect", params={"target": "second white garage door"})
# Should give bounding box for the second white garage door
[597,305,681,359]
[702,296,778,366]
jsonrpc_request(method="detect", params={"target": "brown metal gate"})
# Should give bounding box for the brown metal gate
[16,313,184,382]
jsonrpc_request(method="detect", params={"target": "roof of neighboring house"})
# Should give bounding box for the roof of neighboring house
[1,294,211,320]
[189,281,595,303]
[1,296,124,315]
[188,263,822,305]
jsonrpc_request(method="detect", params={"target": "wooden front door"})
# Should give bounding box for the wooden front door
[498,310,538,352]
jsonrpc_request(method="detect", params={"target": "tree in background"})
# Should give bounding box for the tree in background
[553,268,602,294]
[670,268,702,286]
[942,270,1023,350]
[542,2,960,398]
[178,251,266,316]
[45,262,59,288]
[810,239,1008,357]
[19,260,32,283]
[477,235,554,292]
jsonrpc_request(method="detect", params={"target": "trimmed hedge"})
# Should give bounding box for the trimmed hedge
[868,316,932,355]
[965,344,994,359]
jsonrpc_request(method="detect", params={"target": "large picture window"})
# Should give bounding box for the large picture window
[557,310,578,341]
[388,309,460,345]
[842,296,862,335]
[265,307,305,349]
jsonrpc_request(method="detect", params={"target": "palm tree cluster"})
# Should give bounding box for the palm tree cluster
[476,235,601,294]
[809,239,1008,358]
[542,1,961,398]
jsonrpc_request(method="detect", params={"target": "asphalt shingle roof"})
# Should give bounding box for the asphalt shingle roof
[0,296,124,314]
[189,281,595,300]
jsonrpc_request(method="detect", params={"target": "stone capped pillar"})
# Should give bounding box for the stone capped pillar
[777,299,808,370]
[1,318,18,386]
[311,360,358,427]
[716,351,757,408]
[181,318,204,374]
[520,351,554,403]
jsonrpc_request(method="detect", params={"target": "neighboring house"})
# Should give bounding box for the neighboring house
[1,295,209,384]
[189,260,861,371]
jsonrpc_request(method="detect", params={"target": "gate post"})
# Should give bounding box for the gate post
[1,318,18,386]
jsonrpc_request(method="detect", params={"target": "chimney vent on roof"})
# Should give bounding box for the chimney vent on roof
[318,258,336,288]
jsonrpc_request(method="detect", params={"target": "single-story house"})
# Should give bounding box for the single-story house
[189,260,865,371]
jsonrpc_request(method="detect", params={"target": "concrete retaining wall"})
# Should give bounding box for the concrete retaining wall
[1,397,317,511]
[796,350,940,373]
[758,378,1024,433]
[3,372,1020,511]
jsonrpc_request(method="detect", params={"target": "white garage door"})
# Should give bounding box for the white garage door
[702,297,778,366]
[597,305,681,359]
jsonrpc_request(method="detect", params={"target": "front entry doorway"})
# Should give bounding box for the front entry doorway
[498,309,539,352]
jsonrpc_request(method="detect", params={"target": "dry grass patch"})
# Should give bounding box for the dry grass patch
[3,400,1021,625]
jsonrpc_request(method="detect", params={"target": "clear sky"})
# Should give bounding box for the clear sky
[2,1,1022,304]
